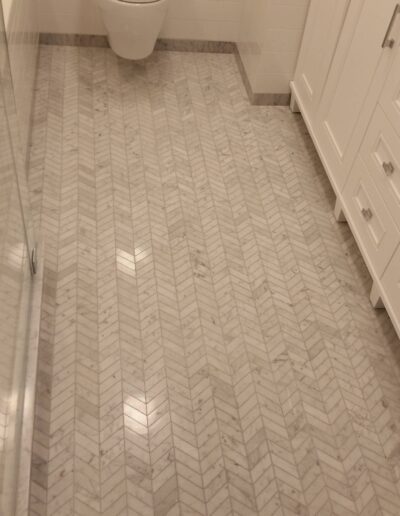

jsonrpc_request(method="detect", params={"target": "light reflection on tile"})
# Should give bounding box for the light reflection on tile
[116,248,136,277]
[7,243,25,268]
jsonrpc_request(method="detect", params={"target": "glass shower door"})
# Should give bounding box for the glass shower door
[0,0,37,514]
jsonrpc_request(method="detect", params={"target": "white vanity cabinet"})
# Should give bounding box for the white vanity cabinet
[318,0,400,191]
[291,0,400,336]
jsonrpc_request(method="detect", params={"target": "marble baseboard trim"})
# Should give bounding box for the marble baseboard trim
[39,33,236,54]
[39,33,109,47]
[234,50,254,104]
[155,39,236,53]
[15,240,44,516]
[234,50,290,106]
[252,93,290,106]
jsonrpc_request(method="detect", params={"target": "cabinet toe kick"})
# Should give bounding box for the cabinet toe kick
[370,282,385,309]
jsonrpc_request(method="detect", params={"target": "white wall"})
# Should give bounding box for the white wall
[36,0,243,42]
[37,0,104,35]
[162,0,242,41]
[4,0,39,159]
[238,0,310,95]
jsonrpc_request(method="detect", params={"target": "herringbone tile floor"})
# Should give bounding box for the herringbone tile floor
[28,45,400,516]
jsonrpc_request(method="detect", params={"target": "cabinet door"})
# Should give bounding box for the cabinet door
[380,39,400,137]
[316,0,400,193]
[292,0,351,122]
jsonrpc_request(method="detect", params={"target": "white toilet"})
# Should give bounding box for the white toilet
[98,0,169,60]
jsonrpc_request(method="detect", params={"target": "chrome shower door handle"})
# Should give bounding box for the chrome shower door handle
[382,3,400,48]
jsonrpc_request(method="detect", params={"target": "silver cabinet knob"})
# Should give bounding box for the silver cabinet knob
[382,161,395,176]
[361,208,373,221]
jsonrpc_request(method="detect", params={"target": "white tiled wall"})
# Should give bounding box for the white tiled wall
[3,0,39,159]
[161,0,242,40]
[37,0,105,35]
[36,0,242,41]
[238,0,310,95]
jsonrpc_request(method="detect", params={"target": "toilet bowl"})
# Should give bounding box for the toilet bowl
[98,0,169,60]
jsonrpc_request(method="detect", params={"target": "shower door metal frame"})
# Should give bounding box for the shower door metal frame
[0,1,39,514]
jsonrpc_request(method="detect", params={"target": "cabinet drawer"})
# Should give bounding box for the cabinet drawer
[343,156,399,276]
[360,106,400,229]
[381,245,400,331]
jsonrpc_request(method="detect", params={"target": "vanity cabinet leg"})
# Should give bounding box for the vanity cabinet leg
[370,282,384,309]
[334,199,346,222]
[290,94,300,113]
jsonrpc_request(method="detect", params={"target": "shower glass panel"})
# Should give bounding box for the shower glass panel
[0,1,37,514]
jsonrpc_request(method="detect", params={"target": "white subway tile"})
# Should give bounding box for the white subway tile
[254,72,292,94]
[36,0,242,41]
[265,3,309,29]
[238,0,310,95]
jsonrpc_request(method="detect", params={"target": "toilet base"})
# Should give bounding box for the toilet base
[107,33,159,60]
[99,0,169,60]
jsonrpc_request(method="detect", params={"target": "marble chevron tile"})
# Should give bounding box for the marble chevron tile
[28,45,400,516]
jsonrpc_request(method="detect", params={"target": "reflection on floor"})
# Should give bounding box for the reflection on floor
[29,45,400,516]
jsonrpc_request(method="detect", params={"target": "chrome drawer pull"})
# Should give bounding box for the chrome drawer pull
[361,208,373,221]
[382,4,400,48]
[383,161,395,176]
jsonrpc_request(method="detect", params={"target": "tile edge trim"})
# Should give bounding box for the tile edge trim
[39,34,236,54]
